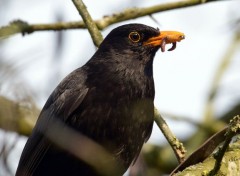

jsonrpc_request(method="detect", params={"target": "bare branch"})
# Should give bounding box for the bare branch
[0,0,228,38]
[202,25,240,122]
[72,0,103,46]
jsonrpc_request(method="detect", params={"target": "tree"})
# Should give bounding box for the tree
[0,0,240,175]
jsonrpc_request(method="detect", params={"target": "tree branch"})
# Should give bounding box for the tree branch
[0,0,227,38]
[0,96,39,136]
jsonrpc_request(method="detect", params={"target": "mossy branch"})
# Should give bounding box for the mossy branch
[173,139,240,176]
[208,115,240,176]
[171,115,240,176]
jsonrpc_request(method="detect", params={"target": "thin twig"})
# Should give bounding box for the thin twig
[154,108,186,163]
[72,0,103,46]
[185,26,240,151]
[162,112,226,133]
[203,27,240,122]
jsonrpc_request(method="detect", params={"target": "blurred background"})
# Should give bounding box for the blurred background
[0,0,240,175]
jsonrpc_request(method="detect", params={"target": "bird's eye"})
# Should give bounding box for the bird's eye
[128,32,141,43]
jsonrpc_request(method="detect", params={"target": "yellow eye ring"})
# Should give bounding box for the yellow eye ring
[128,32,141,43]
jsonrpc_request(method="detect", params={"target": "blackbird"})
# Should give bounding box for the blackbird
[16,23,184,176]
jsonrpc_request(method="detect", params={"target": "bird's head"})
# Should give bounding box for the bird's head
[89,24,185,80]
[98,23,185,61]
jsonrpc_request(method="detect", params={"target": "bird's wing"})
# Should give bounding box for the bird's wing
[16,69,89,176]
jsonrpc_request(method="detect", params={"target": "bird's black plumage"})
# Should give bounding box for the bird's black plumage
[16,24,162,176]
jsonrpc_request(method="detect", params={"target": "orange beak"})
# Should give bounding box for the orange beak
[143,31,185,52]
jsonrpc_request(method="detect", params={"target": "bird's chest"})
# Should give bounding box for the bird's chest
[67,71,154,165]
[71,80,154,162]
[74,80,154,132]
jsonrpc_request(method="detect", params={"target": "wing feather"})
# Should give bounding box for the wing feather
[16,68,89,176]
